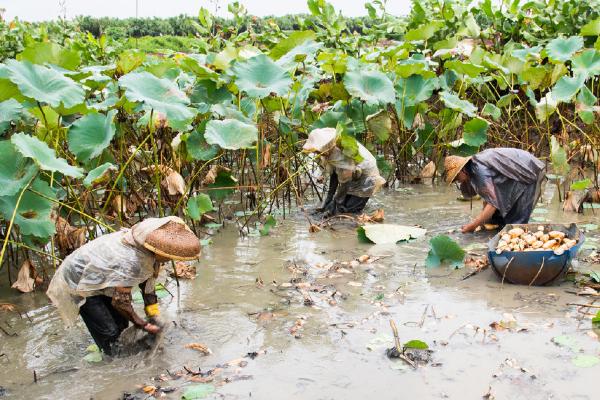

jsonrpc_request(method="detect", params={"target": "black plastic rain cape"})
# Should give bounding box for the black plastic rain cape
[463,148,545,224]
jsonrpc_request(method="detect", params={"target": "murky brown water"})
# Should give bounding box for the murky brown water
[1,184,599,399]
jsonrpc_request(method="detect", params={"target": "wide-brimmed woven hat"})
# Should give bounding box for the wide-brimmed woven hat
[302,128,337,153]
[444,155,471,184]
[144,221,201,261]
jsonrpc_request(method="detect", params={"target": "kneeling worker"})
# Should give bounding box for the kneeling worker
[445,148,545,233]
[47,217,200,355]
[303,127,386,216]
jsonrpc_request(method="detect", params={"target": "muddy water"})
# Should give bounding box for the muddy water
[1,184,599,400]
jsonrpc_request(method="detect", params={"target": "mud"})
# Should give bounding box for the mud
[0,184,599,399]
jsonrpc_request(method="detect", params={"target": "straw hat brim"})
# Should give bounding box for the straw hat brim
[445,156,472,184]
[144,221,201,261]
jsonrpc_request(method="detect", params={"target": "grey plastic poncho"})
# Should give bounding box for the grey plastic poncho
[321,144,386,198]
[462,148,545,224]
[47,217,183,325]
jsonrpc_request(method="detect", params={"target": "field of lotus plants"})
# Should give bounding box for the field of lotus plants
[0,0,599,277]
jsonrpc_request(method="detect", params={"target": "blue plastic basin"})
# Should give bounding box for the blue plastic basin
[487,223,585,286]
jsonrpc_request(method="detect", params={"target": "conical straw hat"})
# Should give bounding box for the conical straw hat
[302,128,337,153]
[143,221,201,261]
[444,155,471,184]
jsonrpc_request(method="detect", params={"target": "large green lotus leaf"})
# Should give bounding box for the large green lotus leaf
[185,123,220,161]
[0,140,38,196]
[190,79,233,106]
[186,194,214,221]
[11,132,84,178]
[83,163,117,188]
[205,119,257,150]
[550,135,570,176]
[439,91,477,117]
[551,74,586,103]
[444,60,486,78]
[581,18,600,36]
[572,49,600,78]
[463,117,489,147]
[425,235,465,268]
[5,60,85,109]
[405,21,444,41]
[546,36,584,63]
[178,55,219,80]
[366,110,391,142]
[17,41,81,70]
[511,45,543,62]
[344,70,395,105]
[576,86,598,124]
[339,132,364,163]
[207,170,237,202]
[232,54,292,99]
[67,110,117,162]
[270,30,316,60]
[396,75,438,107]
[116,50,146,75]
[0,178,56,239]
[212,46,238,71]
[0,98,23,135]
[358,224,427,245]
[276,40,322,70]
[119,72,195,128]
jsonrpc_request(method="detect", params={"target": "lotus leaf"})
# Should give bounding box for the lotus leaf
[11,133,83,178]
[0,98,22,134]
[405,21,444,41]
[118,71,195,129]
[444,60,486,78]
[67,110,117,162]
[357,224,427,245]
[207,170,237,202]
[205,119,258,150]
[439,91,477,117]
[482,103,501,120]
[5,60,85,109]
[17,41,81,70]
[550,136,570,176]
[186,123,220,161]
[462,117,489,147]
[425,235,465,268]
[182,384,216,399]
[231,54,292,99]
[396,75,438,107]
[546,36,584,63]
[0,140,38,196]
[552,74,585,103]
[366,110,391,142]
[270,30,316,60]
[535,92,557,122]
[343,70,395,105]
[187,194,214,221]
[83,163,117,188]
[581,18,600,36]
[0,179,56,239]
[572,49,600,78]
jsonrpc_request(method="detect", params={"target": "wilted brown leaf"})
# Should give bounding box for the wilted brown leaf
[0,303,17,313]
[420,161,436,179]
[54,215,86,257]
[563,191,585,213]
[260,143,271,169]
[357,209,385,224]
[202,165,231,186]
[308,224,322,233]
[142,385,157,395]
[11,260,37,293]
[163,170,186,196]
[171,262,196,280]
[185,343,212,355]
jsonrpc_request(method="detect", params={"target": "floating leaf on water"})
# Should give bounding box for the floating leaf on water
[182,384,216,399]
[403,340,429,350]
[259,215,277,236]
[83,351,103,363]
[533,208,548,214]
[203,223,222,230]
[199,238,213,246]
[582,224,599,232]
[425,235,465,268]
[571,355,600,368]
[552,335,582,352]
[357,224,427,245]
[86,344,100,353]
[583,203,600,209]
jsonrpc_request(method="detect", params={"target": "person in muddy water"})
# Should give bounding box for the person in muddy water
[444,148,546,233]
[303,127,386,217]
[46,217,200,356]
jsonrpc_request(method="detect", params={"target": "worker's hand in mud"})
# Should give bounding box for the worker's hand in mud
[143,322,161,335]
[461,222,478,233]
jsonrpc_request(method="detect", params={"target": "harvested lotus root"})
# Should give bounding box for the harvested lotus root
[495,226,577,255]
